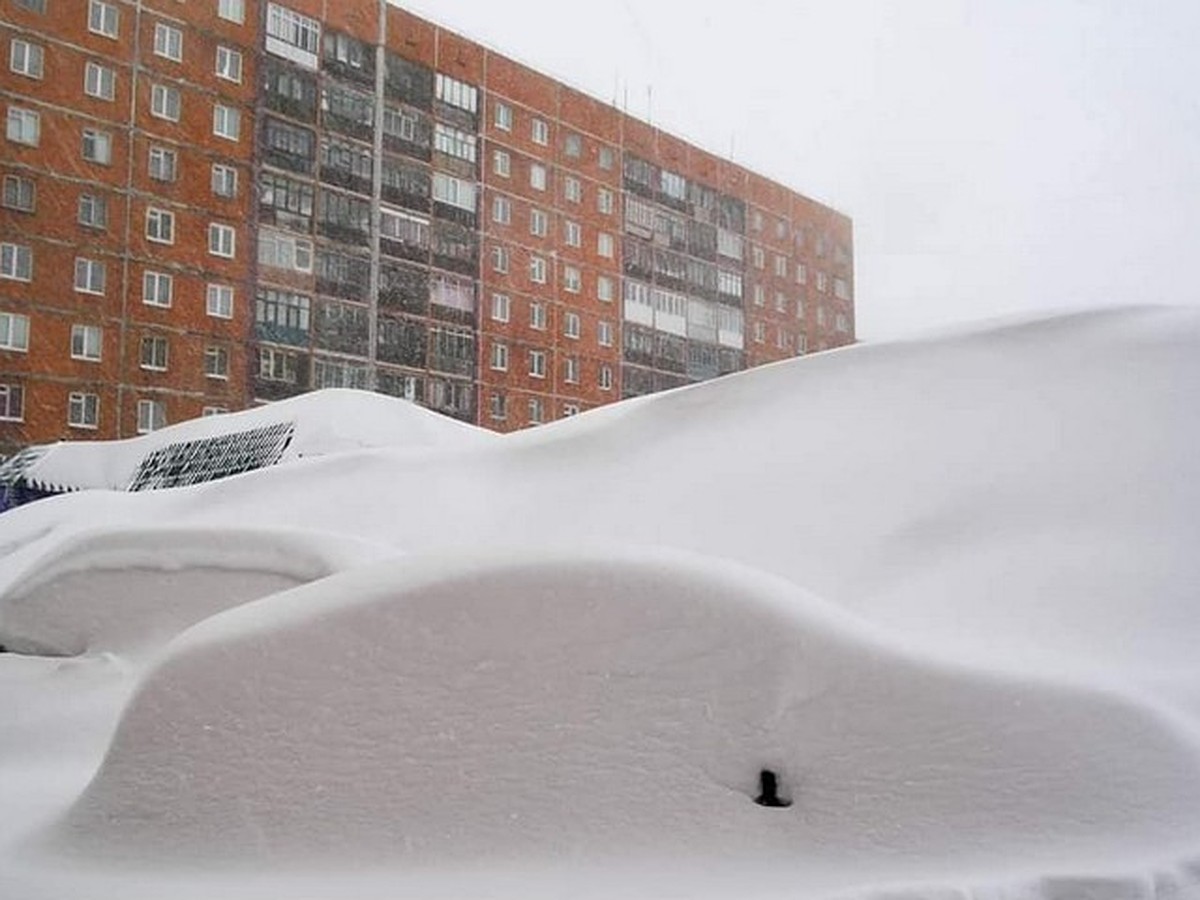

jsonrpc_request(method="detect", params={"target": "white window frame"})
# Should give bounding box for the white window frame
[10,38,44,79]
[70,323,102,360]
[599,364,613,391]
[597,232,614,259]
[74,256,106,294]
[148,145,177,181]
[529,255,547,284]
[140,335,169,371]
[143,270,173,307]
[490,292,510,323]
[2,174,35,212]
[7,107,40,146]
[88,0,119,39]
[0,243,32,281]
[0,312,30,352]
[154,23,183,62]
[564,310,581,337]
[489,341,508,372]
[491,245,509,274]
[77,192,108,229]
[68,392,99,429]
[493,149,510,178]
[0,383,23,422]
[208,222,236,258]
[597,320,613,347]
[206,283,234,318]
[204,345,229,379]
[530,301,546,330]
[81,128,112,164]
[434,72,478,113]
[218,0,245,24]
[211,163,238,197]
[492,195,511,225]
[564,176,582,204]
[136,398,166,434]
[531,117,548,146]
[151,83,181,121]
[216,45,243,82]
[597,188,614,215]
[529,208,548,238]
[529,163,546,192]
[145,207,176,244]
[529,349,546,379]
[563,267,581,295]
[494,101,512,131]
[213,103,241,141]
[564,220,582,248]
[597,275,614,303]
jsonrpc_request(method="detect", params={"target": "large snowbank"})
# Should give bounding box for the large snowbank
[2,306,1199,899]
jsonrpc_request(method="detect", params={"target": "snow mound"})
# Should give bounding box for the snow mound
[17,388,492,493]
[0,527,391,656]
[48,550,1200,884]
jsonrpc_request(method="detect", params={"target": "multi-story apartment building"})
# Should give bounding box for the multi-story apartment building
[1,0,854,452]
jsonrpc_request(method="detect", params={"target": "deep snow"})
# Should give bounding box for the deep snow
[2,306,1199,899]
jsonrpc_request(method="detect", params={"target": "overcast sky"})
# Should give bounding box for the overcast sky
[397,0,1200,340]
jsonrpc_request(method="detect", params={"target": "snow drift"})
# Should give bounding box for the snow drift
[2,306,1200,899]
[49,550,1200,885]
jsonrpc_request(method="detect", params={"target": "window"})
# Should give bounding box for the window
[529,255,546,284]
[435,73,478,113]
[143,270,173,307]
[74,257,106,294]
[795,298,805,318]
[493,149,510,177]
[597,188,614,215]
[599,364,613,391]
[563,404,581,418]
[834,277,851,301]
[563,356,579,384]
[434,123,477,162]
[255,290,310,335]
[7,107,40,146]
[137,399,165,433]
[564,176,581,204]
[597,275,614,303]
[816,271,829,293]
[528,397,544,424]
[563,267,581,295]
[146,207,175,244]
[490,292,510,322]
[529,163,546,191]
[206,283,234,318]
[259,347,298,383]
[10,39,43,79]
[13,0,47,12]
[660,170,686,201]
[266,3,320,58]
[753,321,766,343]
[752,245,765,269]
[489,393,507,421]
[753,284,765,307]
[202,406,229,417]
[204,346,229,379]
[531,117,548,145]
[597,232,614,258]
[2,175,35,212]
[492,195,511,224]
[564,310,581,337]
[836,313,850,333]
[258,229,313,273]
[140,335,169,370]
[208,223,236,258]
[490,341,508,371]
[530,301,546,330]
[70,323,102,360]
[216,45,242,82]
[88,0,118,38]
[78,193,108,228]
[213,104,240,140]
[598,146,614,170]
[796,262,807,284]
[491,245,509,274]
[0,384,23,421]
[0,243,32,281]
[494,101,512,131]
[431,172,476,212]
[0,312,30,351]
[81,128,112,164]
[530,208,548,238]
[597,320,613,347]
[564,133,582,158]
[148,145,177,181]
[775,255,788,278]
[154,23,183,61]
[528,349,546,378]
[68,392,99,429]
[382,107,416,142]
[211,163,238,197]
[218,0,244,24]
[564,220,581,247]
[775,291,787,313]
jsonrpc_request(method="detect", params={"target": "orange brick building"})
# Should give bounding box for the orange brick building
[1,0,854,451]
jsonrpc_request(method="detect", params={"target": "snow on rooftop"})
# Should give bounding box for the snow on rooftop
[2,306,1200,899]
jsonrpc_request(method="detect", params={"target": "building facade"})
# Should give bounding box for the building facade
[1,0,854,452]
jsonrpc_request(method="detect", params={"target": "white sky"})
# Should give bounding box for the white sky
[396,0,1200,340]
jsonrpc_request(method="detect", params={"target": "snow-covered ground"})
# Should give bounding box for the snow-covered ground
[2,306,1199,899]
